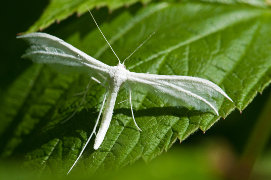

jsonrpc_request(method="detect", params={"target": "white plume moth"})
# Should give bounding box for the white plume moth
[18,11,233,174]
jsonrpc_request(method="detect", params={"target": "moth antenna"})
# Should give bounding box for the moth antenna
[88,10,121,64]
[122,32,155,65]
[129,90,141,131]
[67,93,108,175]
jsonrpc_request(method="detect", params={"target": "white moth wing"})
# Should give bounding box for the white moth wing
[17,32,111,81]
[126,72,233,115]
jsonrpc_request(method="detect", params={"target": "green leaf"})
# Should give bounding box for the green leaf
[2,0,271,174]
[0,144,222,179]
[27,0,152,33]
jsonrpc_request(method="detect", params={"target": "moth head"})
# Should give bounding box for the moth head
[118,62,126,69]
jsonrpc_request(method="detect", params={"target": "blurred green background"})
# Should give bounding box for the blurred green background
[1,0,271,179]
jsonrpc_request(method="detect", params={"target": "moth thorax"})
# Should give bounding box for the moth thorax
[110,64,128,86]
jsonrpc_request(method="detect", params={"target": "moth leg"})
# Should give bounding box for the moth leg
[73,91,86,96]
[91,76,107,88]
[129,90,142,131]
[67,92,107,175]
[62,80,92,124]
[91,77,101,84]
[118,99,129,104]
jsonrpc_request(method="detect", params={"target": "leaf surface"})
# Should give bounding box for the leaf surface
[27,0,151,33]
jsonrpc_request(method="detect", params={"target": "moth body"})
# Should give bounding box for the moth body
[94,63,128,149]
[109,63,128,88]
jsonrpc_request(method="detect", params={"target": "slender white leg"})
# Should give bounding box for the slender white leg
[118,99,129,104]
[129,90,141,131]
[91,77,107,88]
[62,80,92,124]
[67,93,107,175]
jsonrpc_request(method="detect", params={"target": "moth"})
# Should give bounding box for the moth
[18,11,232,174]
